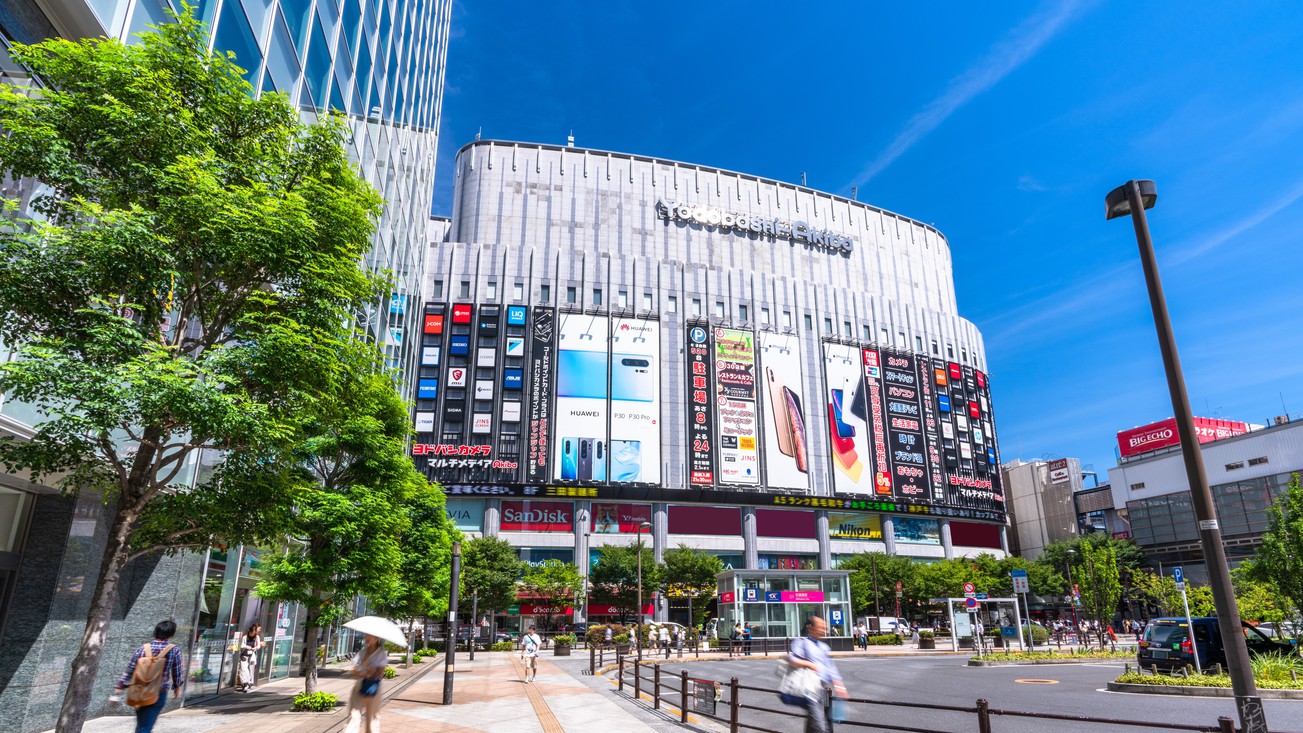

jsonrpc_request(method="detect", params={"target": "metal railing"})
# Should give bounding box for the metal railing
[611,657,1244,733]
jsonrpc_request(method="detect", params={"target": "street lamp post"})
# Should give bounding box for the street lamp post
[1065,549,1079,635]
[636,520,652,662]
[1107,179,1266,733]
[442,541,461,705]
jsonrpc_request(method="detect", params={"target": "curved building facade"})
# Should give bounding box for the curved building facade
[418,140,1008,629]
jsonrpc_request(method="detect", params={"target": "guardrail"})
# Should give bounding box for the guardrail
[611,657,1244,733]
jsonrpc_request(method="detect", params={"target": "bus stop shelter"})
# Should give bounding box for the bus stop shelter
[935,596,1026,652]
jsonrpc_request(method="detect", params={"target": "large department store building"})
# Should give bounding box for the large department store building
[0,1,450,730]
[416,140,1010,632]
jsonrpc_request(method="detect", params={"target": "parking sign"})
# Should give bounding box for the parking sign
[1173,567,1184,584]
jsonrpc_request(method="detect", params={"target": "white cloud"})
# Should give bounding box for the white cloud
[849,0,1091,188]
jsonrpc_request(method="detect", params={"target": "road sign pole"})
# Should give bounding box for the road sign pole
[1022,593,1034,652]
[1175,567,1201,674]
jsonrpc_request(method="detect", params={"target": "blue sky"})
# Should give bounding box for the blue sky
[433,1,1303,480]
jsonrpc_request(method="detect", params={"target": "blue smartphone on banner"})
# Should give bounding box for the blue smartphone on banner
[612,440,642,482]
[561,438,578,480]
[558,350,609,399]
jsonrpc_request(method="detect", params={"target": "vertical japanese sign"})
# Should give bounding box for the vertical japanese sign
[915,352,946,503]
[714,328,758,485]
[881,350,930,499]
[525,307,555,483]
[686,325,715,487]
[862,348,891,496]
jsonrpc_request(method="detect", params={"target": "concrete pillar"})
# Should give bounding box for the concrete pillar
[653,504,668,621]
[941,519,954,560]
[816,511,832,569]
[999,525,1010,554]
[484,499,501,536]
[573,502,591,623]
[742,507,758,569]
[881,515,897,556]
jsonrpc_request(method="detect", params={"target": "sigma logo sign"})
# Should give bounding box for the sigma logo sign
[656,199,854,254]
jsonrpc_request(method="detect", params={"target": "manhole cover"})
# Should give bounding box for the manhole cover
[1014,679,1059,684]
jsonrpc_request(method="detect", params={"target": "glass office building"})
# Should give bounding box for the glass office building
[0,2,450,730]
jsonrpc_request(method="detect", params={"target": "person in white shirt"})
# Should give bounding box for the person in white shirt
[658,625,669,652]
[520,625,542,683]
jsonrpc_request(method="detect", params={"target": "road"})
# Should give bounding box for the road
[642,656,1303,733]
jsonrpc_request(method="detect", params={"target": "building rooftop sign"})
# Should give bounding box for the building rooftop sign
[656,199,853,254]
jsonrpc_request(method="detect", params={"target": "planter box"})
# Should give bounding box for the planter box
[553,645,571,657]
[918,638,936,650]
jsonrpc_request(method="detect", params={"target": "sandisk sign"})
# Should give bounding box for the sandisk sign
[1116,417,1249,458]
[500,501,573,531]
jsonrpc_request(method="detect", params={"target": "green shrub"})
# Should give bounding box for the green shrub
[411,653,424,663]
[1022,625,1050,645]
[1115,670,1303,690]
[553,634,576,646]
[1251,652,1303,683]
[917,630,935,639]
[614,633,630,645]
[587,624,624,647]
[383,666,397,679]
[384,642,405,653]
[291,691,339,712]
[865,634,902,646]
[491,641,515,652]
[983,649,1132,662]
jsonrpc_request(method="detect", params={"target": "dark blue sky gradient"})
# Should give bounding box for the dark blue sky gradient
[433,1,1303,478]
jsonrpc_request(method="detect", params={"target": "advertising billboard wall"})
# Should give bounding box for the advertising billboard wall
[827,512,883,540]
[554,313,609,482]
[823,342,873,495]
[1116,417,1249,458]
[714,328,759,485]
[609,318,661,484]
[526,308,556,483]
[500,500,574,532]
[591,502,653,533]
[880,351,931,500]
[685,324,715,486]
[759,332,809,490]
[862,348,892,496]
[894,516,941,545]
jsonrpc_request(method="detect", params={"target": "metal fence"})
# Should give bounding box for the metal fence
[612,657,1245,733]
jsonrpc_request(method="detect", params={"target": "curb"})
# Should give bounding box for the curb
[1106,681,1303,699]
[969,657,1132,667]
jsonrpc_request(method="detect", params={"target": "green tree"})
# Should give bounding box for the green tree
[1248,473,1303,618]
[1233,563,1291,623]
[1041,535,1147,587]
[1131,570,1183,617]
[0,15,383,731]
[459,536,526,617]
[1074,541,1122,645]
[255,359,427,694]
[839,552,917,616]
[662,545,725,628]
[521,559,582,630]
[590,543,662,622]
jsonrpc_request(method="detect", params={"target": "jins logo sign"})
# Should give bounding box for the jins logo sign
[500,501,574,531]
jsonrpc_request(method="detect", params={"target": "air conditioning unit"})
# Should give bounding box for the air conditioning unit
[1275,415,1291,426]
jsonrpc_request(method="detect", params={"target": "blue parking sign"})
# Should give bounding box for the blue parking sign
[1173,567,1184,584]
[830,610,843,626]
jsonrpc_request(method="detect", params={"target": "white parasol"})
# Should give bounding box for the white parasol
[343,616,408,648]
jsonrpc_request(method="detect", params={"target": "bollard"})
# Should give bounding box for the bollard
[976,698,992,733]
[590,645,596,676]
[729,677,740,733]
[634,659,641,700]
[1218,716,1235,733]
[619,656,625,692]
[654,664,661,709]
[680,670,689,724]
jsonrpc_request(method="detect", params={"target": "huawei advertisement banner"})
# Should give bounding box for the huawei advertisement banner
[685,324,716,487]
[881,351,931,499]
[591,502,652,533]
[759,332,809,490]
[714,328,759,485]
[609,318,661,484]
[554,313,609,482]
[823,342,873,495]
[525,308,556,483]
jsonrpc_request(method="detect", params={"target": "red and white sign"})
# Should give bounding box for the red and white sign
[962,582,976,595]
[586,604,654,616]
[518,604,573,615]
[500,500,574,532]
[1116,417,1249,458]
[451,303,473,324]
[718,591,735,604]
[1047,458,1070,484]
[423,314,444,334]
[448,367,467,388]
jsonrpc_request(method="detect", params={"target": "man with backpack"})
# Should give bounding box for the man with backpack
[110,620,186,732]
[520,625,542,683]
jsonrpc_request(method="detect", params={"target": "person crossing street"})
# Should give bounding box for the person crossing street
[520,625,542,683]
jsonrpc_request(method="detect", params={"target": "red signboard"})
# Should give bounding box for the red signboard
[423,314,444,334]
[718,592,735,604]
[591,503,652,534]
[500,501,574,532]
[451,303,473,324]
[586,604,654,616]
[518,604,574,615]
[1116,417,1249,458]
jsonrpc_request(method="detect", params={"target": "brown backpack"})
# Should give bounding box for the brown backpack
[125,643,175,708]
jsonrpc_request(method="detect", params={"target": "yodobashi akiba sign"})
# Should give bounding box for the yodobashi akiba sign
[656,200,854,254]
[1116,417,1250,458]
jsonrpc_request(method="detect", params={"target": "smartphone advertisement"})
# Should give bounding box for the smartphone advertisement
[822,342,873,495]
[714,328,759,486]
[880,351,931,499]
[553,313,609,483]
[525,308,555,483]
[609,318,660,484]
[759,332,808,490]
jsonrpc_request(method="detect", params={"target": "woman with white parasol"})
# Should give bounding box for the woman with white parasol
[342,616,404,733]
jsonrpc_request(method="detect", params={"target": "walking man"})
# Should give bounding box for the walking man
[520,625,542,683]
[110,620,186,733]
[787,615,848,733]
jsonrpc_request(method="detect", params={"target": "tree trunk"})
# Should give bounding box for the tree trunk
[301,605,321,695]
[55,495,138,733]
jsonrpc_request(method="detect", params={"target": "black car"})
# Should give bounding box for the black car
[1138,617,1294,671]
